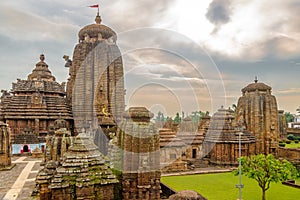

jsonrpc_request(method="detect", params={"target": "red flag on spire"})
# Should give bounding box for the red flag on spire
[89,4,99,8]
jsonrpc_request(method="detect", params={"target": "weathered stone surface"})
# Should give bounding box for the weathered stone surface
[203,107,256,165]
[169,190,207,200]
[118,107,161,200]
[0,121,11,169]
[36,134,118,200]
[236,79,279,155]
[159,128,187,172]
[67,13,125,132]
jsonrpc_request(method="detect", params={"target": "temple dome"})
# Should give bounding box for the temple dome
[78,14,117,41]
[241,79,271,93]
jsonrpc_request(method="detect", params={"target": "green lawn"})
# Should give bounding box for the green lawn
[161,172,300,200]
[285,142,300,148]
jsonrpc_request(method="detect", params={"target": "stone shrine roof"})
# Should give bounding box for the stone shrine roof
[242,79,271,93]
[78,14,117,41]
[2,55,72,120]
[204,107,256,143]
[46,134,118,189]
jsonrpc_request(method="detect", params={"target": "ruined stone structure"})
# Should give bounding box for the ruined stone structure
[118,107,161,200]
[44,119,73,162]
[67,13,125,132]
[169,190,207,200]
[236,79,280,155]
[0,54,73,142]
[0,121,11,168]
[159,128,187,172]
[36,134,118,200]
[203,107,256,165]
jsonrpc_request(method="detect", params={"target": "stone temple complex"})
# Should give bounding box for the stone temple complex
[1,6,299,200]
[236,78,279,155]
[0,54,73,143]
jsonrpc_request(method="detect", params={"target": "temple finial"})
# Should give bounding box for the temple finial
[95,12,102,24]
[254,76,258,83]
[40,54,45,62]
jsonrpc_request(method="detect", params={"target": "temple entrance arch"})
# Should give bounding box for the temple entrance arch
[23,145,29,152]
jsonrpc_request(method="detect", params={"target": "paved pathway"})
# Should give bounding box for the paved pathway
[2,157,41,200]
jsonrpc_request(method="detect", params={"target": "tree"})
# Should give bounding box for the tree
[236,154,298,200]
[284,112,295,123]
[173,112,181,123]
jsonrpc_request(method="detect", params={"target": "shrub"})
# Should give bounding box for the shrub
[279,143,286,147]
[295,140,299,144]
[286,140,291,144]
[287,134,295,141]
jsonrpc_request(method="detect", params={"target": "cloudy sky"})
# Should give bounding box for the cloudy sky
[0,0,299,116]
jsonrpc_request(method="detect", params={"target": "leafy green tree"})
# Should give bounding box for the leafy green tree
[284,112,295,123]
[190,111,207,126]
[173,112,181,123]
[236,154,298,200]
[155,111,165,122]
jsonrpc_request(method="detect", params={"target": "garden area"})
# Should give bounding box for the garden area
[161,172,300,200]
[279,134,300,148]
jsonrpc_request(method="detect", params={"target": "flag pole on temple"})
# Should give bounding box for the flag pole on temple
[88,4,99,15]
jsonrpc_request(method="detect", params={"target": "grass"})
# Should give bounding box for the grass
[161,172,300,200]
[285,142,300,148]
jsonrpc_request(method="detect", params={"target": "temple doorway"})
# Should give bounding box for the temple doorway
[23,145,29,152]
[192,149,197,159]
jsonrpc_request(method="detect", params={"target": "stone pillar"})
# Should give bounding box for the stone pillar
[0,122,11,168]
[119,107,161,200]
[35,118,39,136]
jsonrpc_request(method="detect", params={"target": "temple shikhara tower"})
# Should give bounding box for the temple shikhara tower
[0,54,73,142]
[236,78,279,155]
[67,12,125,134]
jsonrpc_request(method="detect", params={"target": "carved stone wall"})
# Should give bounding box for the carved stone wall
[36,134,118,200]
[0,121,11,168]
[118,107,161,200]
[236,80,279,155]
[203,108,256,165]
[68,14,125,133]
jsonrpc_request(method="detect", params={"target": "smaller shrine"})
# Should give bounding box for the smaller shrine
[159,128,187,172]
[35,133,118,200]
[177,117,205,167]
[203,107,256,165]
[44,118,73,163]
[118,107,161,200]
